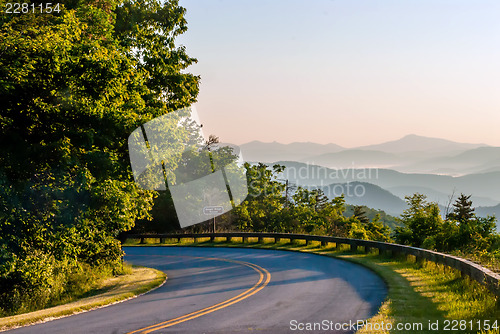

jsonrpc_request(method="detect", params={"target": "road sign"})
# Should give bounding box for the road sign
[203,206,224,215]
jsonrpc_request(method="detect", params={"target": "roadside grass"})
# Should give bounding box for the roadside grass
[0,264,166,332]
[452,250,500,274]
[124,237,500,334]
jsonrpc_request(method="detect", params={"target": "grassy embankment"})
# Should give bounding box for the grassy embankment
[0,265,166,331]
[125,237,500,334]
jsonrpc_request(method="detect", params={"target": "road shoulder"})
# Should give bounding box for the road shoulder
[0,265,166,332]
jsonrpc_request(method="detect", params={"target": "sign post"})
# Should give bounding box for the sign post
[203,206,224,233]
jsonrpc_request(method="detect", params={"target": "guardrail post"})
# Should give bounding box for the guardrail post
[306,239,311,246]
[416,254,425,266]
[365,246,371,253]
[350,242,357,252]
[160,238,165,244]
[258,236,263,243]
[210,236,215,242]
[275,237,280,243]
[140,237,145,244]
[321,241,327,247]
[243,236,248,243]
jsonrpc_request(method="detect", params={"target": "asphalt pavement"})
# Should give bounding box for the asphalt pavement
[6,246,387,334]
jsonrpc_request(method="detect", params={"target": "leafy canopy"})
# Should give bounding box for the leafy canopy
[0,0,199,314]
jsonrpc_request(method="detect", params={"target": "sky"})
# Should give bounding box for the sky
[177,0,500,147]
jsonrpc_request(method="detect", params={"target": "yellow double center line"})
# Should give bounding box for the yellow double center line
[127,256,271,334]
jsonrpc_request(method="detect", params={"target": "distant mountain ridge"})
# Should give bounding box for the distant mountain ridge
[476,204,500,220]
[386,185,500,207]
[356,134,486,153]
[241,135,498,176]
[240,141,344,163]
[281,163,499,231]
[300,150,403,169]
[274,161,500,205]
[243,135,499,231]
[399,147,500,175]
[321,181,407,216]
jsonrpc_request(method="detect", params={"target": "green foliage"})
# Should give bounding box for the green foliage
[444,194,497,252]
[394,194,444,247]
[352,205,370,224]
[232,164,391,242]
[345,205,401,230]
[0,0,198,314]
[395,193,499,259]
[129,136,243,234]
[233,163,287,232]
[447,194,475,223]
[131,189,180,234]
[232,167,496,261]
[365,214,392,242]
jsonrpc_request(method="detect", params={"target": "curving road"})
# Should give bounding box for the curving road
[6,246,387,334]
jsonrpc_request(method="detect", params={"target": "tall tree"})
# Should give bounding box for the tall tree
[447,194,475,223]
[313,189,329,213]
[0,0,199,313]
[446,194,497,249]
[352,205,370,224]
[394,194,443,247]
[234,163,286,232]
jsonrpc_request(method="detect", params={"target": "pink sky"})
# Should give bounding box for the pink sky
[178,0,500,147]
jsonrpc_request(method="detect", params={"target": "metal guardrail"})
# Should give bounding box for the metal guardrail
[125,232,500,296]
